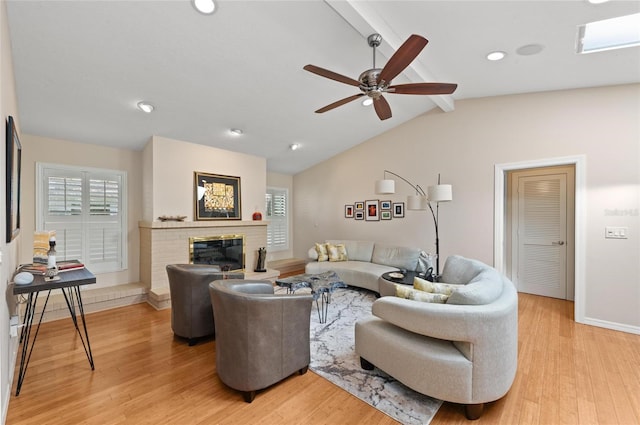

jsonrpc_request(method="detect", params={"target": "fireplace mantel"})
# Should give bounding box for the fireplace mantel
[138,220,268,229]
[139,220,273,309]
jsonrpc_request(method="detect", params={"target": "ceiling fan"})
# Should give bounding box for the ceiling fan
[304,33,457,121]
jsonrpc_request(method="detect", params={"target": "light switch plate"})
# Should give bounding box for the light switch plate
[605,227,628,239]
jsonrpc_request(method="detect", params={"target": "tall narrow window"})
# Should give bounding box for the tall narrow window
[37,163,127,274]
[265,187,288,252]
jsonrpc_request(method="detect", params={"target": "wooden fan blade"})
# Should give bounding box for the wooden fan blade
[315,94,364,113]
[388,82,458,95]
[374,96,392,120]
[378,35,428,84]
[304,64,361,87]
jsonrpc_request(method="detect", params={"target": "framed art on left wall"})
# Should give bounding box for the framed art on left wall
[6,116,21,242]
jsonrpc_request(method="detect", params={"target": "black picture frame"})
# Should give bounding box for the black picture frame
[6,116,21,242]
[194,172,242,220]
[393,202,405,218]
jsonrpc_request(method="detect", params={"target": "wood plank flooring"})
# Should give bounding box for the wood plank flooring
[6,292,640,425]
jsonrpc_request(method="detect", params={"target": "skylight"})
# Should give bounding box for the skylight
[577,13,640,54]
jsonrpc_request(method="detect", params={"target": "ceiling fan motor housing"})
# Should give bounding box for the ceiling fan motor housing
[359,68,386,98]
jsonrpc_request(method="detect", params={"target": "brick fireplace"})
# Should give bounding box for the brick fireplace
[139,220,276,309]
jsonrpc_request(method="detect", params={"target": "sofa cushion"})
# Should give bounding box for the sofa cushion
[315,243,329,262]
[413,276,458,295]
[371,243,420,270]
[446,270,503,305]
[326,243,348,262]
[327,240,374,262]
[440,255,489,284]
[395,284,449,303]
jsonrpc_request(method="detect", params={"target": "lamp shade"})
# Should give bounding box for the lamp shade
[428,184,453,202]
[407,195,428,210]
[375,179,396,194]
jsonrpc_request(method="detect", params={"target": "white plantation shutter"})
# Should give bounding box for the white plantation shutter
[265,187,288,252]
[37,163,127,273]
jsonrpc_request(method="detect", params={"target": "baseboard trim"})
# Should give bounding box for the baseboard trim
[582,317,640,335]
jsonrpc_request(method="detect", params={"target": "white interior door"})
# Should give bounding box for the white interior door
[513,173,568,299]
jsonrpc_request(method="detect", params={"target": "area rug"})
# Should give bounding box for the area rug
[304,286,442,424]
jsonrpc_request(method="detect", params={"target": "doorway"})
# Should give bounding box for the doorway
[506,165,575,300]
[494,155,586,323]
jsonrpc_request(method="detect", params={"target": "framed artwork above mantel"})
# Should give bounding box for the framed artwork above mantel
[194,172,242,220]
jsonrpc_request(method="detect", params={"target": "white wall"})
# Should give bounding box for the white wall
[293,84,640,332]
[266,171,294,262]
[143,136,266,222]
[1,0,21,420]
[19,134,143,290]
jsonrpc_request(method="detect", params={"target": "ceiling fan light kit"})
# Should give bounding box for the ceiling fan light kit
[303,33,457,121]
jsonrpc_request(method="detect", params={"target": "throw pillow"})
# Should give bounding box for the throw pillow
[395,284,449,304]
[315,243,329,262]
[413,276,458,295]
[327,243,348,262]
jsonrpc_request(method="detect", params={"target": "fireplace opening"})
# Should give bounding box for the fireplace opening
[189,234,245,271]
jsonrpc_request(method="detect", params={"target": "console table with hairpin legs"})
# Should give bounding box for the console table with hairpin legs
[275,270,347,323]
[12,267,96,395]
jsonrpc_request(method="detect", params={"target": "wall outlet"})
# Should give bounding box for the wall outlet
[605,227,628,239]
[9,315,19,338]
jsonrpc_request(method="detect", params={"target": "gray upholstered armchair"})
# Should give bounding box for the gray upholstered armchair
[209,279,313,403]
[166,264,243,345]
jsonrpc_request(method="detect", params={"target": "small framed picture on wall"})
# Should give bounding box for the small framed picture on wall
[355,211,365,220]
[393,202,405,218]
[381,211,392,220]
[365,200,379,221]
[380,200,392,210]
[345,205,354,218]
[355,201,364,210]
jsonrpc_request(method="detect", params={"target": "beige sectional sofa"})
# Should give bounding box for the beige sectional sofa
[354,255,518,419]
[305,239,427,293]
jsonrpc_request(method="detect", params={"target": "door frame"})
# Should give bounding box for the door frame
[494,155,586,324]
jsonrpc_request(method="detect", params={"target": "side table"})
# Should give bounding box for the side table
[12,267,97,395]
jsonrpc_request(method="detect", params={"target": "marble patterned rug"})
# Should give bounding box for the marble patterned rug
[303,286,443,424]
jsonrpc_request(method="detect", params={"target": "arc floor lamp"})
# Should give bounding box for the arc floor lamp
[375,170,452,276]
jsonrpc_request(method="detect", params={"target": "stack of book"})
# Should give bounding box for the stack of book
[19,260,85,275]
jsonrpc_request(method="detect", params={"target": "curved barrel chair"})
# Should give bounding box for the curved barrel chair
[166,264,243,345]
[209,279,313,403]
[356,255,518,420]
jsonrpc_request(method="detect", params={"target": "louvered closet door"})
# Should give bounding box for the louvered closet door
[517,174,567,299]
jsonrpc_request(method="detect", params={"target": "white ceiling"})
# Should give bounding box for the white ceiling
[6,0,640,175]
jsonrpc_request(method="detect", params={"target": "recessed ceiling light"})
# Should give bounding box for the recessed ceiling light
[192,0,216,15]
[229,128,243,136]
[587,0,610,4]
[137,101,154,113]
[362,98,373,107]
[289,143,300,151]
[486,51,506,61]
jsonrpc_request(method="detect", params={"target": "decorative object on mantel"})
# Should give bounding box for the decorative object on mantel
[252,207,262,221]
[375,170,453,276]
[158,215,187,222]
[254,247,267,272]
[194,172,242,221]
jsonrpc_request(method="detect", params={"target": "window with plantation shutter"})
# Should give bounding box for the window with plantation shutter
[265,187,288,252]
[37,163,127,274]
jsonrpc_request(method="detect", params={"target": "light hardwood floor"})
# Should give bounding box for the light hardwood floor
[6,292,640,425]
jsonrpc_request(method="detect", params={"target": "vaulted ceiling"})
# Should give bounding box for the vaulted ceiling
[6,0,640,174]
